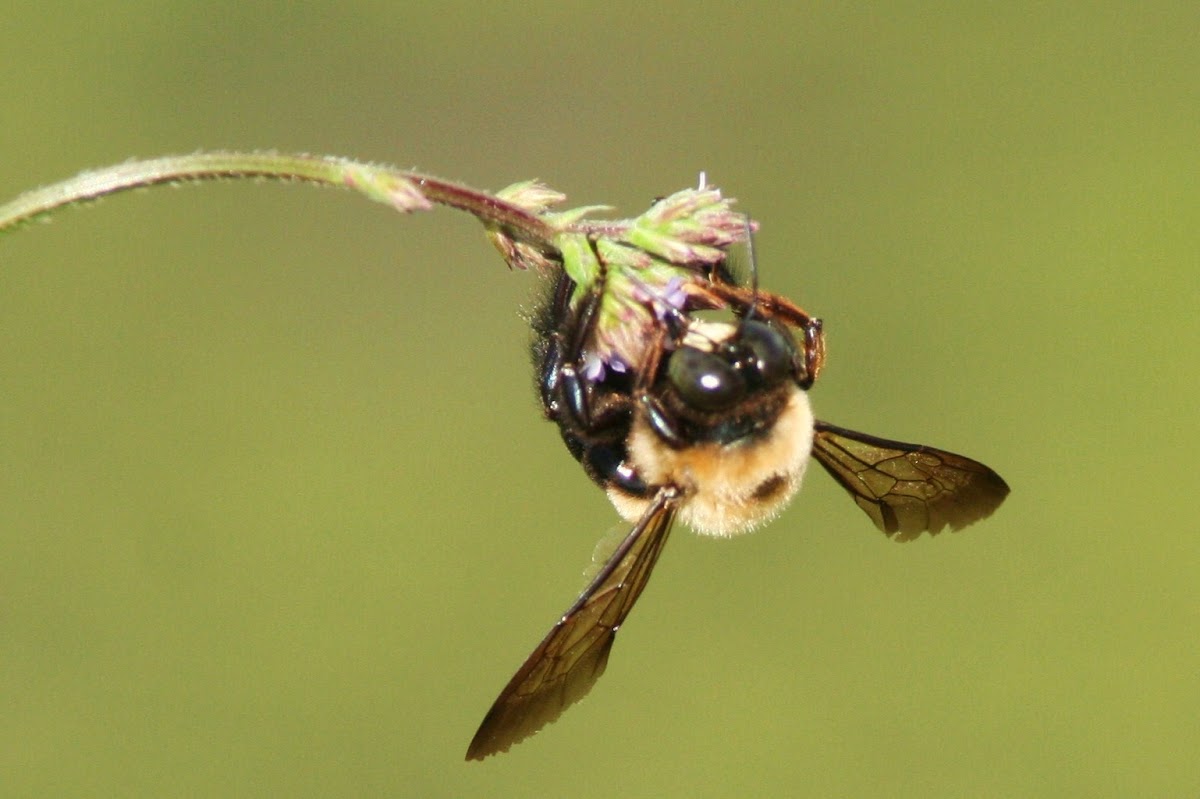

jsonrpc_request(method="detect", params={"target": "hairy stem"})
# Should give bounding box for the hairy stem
[0,151,556,243]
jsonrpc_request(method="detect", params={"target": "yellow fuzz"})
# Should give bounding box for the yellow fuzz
[607,387,815,537]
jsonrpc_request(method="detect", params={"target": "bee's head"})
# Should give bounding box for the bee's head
[664,319,802,413]
[620,314,816,536]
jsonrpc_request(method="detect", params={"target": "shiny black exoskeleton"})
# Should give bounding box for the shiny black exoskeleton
[531,271,651,497]
[530,266,823,500]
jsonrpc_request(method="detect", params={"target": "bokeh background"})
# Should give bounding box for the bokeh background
[3,3,1197,796]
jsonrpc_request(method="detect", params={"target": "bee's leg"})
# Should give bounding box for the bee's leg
[796,317,824,390]
[539,279,650,497]
[557,287,603,430]
[638,395,687,449]
[543,283,613,429]
[580,438,648,497]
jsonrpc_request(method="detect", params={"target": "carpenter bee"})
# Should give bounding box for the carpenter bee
[466,253,1009,760]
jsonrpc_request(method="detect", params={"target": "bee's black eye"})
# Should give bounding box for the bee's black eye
[667,348,746,410]
[735,321,793,386]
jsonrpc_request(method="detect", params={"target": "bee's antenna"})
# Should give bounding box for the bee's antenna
[743,214,760,322]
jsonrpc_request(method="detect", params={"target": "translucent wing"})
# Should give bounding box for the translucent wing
[466,488,680,760]
[811,421,1009,541]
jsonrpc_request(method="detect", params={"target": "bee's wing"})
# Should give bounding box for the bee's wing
[466,487,680,760]
[811,421,1009,541]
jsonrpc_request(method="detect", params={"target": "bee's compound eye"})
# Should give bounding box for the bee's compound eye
[667,348,746,410]
[738,321,793,386]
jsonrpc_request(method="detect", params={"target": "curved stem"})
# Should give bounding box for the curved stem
[0,151,556,243]
[1,151,756,378]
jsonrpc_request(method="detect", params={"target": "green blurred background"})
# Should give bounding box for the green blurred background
[3,3,1197,796]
